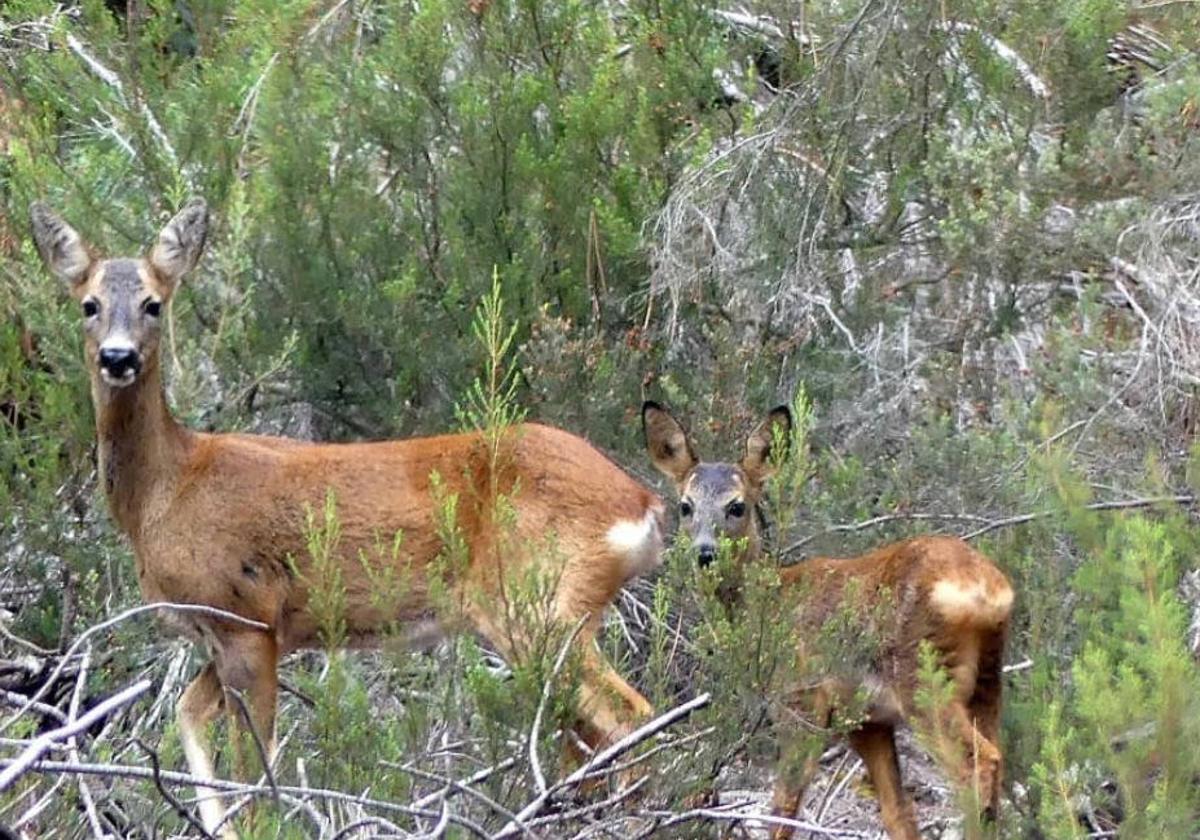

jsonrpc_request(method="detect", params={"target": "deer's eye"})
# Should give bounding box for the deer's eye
[143,299,162,318]
[727,501,746,518]
[680,500,694,518]
[82,299,99,318]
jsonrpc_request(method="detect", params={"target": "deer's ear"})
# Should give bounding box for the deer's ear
[740,405,792,486]
[149,198,208,289]
[642,401,698,486]
[30,203,92,290]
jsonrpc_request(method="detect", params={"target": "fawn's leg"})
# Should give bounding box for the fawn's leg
[937,697,1003,825]
[969,635,1005,818]
[768,743,823,840]
[848,723,920,840]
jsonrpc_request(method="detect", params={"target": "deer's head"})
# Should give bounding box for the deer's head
[642,402,791,567]
[30,200,208,388]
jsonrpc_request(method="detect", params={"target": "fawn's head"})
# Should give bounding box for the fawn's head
[30,200,208,388]
[642,402,791,566]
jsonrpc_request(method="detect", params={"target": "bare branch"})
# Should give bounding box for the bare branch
[408,756,518,810]
[0,757,491,838]
[959,495,1196,540]
[66,646,105,840]
[0,602,267,734]
[64,33,179,170]
[529,616,589,794]
[133,737,215,840]
[637,804,868,837]
[782,496,1196,555]
[494,692,712,838]
[0,679,151,791]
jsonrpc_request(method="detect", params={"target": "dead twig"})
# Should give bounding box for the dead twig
[66,646,105,839]
[959,495,1196,540]
[529,616,589,794]
[225,688,280,802]
[0,757,491,838]
[64,33,179,170]
[0,602,267,735]
[637,803,868,837]
[409,756,518,810]
[782,511,993,557]
[133,737,215,840]
[383,762,528,831]
[0,620,55,657]
[0,678,151,791]
[782,495,1196,556]
[494,692,712,838]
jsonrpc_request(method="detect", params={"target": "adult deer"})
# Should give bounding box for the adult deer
[30,198,664,837]
[642,401,1013,840]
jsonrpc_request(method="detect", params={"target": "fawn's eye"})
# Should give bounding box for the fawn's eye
[680,500,694,518]
[143,299,162,318]
[727,501,746,518]
[82,299,99,318]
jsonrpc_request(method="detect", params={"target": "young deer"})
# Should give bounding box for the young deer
[30,199,665,837]
[642,401,1013,840]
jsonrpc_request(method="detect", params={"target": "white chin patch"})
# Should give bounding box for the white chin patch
[100,369,138,388]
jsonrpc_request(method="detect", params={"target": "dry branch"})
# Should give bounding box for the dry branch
[408,756,519,810]
[0,602,267,734]
[0,678,151,792]
[637,803,868,837]
[529,616,588,795]
[0,756,491,838]
[133,736,215,840]
[64,33,179,170]
[493,692,712,838]
[781,495,1197,557]
[959,495,1196,540]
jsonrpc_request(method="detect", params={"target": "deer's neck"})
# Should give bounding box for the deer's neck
[92,359,192,535]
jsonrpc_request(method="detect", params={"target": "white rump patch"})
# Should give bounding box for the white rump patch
[607,509,664,579]
[930,578,1014,625]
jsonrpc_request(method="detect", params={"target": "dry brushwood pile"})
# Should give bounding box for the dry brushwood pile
[4,1,1200,838]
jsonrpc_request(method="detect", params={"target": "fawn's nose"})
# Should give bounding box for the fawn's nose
[99,347,140,378]
[697,544,717,567]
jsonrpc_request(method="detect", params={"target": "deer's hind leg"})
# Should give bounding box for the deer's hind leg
[553,561,654,756]
[849,723,920,840]
[768,742,823,840]
[178,662,235,839]
[966,630,1005,818]
[465,597,650,748]
[922,631,1003,824]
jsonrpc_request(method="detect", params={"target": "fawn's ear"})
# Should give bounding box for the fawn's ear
[149,198,208,290]
[740,405,792,487]
[642,401,699,486]
[30,203,92,290]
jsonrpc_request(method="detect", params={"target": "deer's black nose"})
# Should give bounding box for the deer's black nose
[99,347,140,377]
[697,545,716,567]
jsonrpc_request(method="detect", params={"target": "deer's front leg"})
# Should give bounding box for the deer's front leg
[178,662,236,839]
[215,630,280,782]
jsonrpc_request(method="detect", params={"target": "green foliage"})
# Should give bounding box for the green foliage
[294,489,349,651]
[4,0,1200,835]
[761,386,814,553]
[1014,457,1200,838]
[457,270,525,461]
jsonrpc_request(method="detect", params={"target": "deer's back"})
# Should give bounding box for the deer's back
[779,536,1012,720]
[133,422,662,650]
